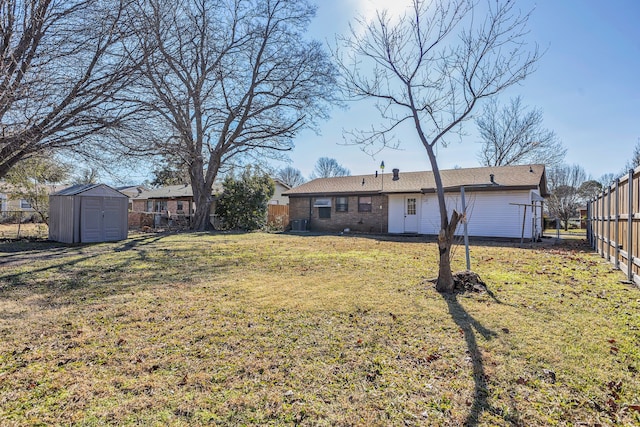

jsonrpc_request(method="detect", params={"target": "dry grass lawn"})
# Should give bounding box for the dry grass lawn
[0,232,639,426]
[0,223,48,240]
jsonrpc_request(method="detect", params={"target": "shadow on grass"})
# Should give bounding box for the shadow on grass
[0,234,170,294]
[287,231,591,253]
[442,291,522,426]
[0,232,240,312]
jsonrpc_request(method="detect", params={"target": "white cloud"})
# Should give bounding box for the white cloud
[352,0,413,23]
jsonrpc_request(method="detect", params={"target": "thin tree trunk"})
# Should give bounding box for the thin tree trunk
[436,210,462,293]
[421,138,460,293]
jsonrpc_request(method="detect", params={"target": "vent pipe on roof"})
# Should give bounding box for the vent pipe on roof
[392,168,400,181]
[490,173,495,184]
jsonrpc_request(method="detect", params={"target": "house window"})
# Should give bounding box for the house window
[318,207,331,219]
[358,196,372,212]
[20,199,32,210]
[314,198,331,219]
[177,201,184,211]
[407,198,417,215]
[335,197,348,212]
[146,200,153,212]
[154,200,167,212]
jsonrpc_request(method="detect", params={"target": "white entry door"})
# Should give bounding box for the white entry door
[404,197,418,233]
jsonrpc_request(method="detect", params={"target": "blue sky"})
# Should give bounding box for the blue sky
[280,0,640,181]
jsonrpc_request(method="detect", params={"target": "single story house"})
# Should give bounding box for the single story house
[283,164,548,240]
[0,182,67,221]
[269,179,291,205]
[130,183,229,228]
[131,184,207,215]
[116,185,147,210]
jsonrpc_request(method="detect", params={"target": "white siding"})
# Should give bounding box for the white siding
[419,194,461,235]
[388,194,420,233]
[389,190,543,239]
[269,182,290,205]
[459,191,534,238]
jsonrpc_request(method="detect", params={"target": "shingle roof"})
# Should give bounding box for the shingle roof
[284,164,547,197]
[133,183,224,200]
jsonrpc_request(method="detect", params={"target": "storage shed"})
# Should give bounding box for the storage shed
[49,184,128,243]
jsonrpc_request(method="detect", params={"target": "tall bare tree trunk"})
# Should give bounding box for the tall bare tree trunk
[189,157,216,231]
[191,195,213,231]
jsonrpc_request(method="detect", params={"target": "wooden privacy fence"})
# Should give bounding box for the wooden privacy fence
[267,204,289,229]
[587,168,640,286]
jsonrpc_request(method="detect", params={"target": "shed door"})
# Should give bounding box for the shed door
[104,197,125,240]
[81,197,104,242]
[403,197,418,233]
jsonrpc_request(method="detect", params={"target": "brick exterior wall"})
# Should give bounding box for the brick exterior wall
[289,195,388,233]
[131,198,193,214]
[128,212,154,229]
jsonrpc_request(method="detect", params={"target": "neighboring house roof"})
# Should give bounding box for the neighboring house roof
[116,185,147,198]
[284,164,548,197]
[134,183,224,200]
[272,178,292,190]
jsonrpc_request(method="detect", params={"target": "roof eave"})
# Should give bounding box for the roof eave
[284,190,382,197]
[421,184,543,194]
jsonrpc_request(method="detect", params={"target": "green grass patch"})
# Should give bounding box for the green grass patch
[1,232,639,425]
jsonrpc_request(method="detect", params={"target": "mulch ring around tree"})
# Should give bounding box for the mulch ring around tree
[426,270,488,293]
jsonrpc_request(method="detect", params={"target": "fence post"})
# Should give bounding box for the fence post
[629,169,635,282]
[587,200,593,249]
[607,186,612,261]
[592,195,597,250]
[600,189,605,257]
[613,179,620,269]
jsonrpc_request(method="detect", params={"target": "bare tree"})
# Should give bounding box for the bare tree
[598,172,617,187]
[125,0,337,230]
[0,0,139,180]
[310,157,351,179]
[546,164,587,231]
[476,96,565,167]
[624,139,640,172]
[276,166,306,188]
[73,167,100,185]
[338,0,539,292]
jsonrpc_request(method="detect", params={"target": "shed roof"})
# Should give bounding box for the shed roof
[51,184,127,198]
[284,164,548,197]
